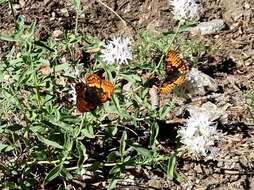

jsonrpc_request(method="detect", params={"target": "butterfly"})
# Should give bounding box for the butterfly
[75,73,114,112]
[160,50,189,94]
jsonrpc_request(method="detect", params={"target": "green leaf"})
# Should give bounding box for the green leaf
[76,141,88,173]
[119,74,141,83]
[173,170,182,182]
[73,0,81,14]
[15,16,25,36]
[107,151,119,162]
[167,153,176,180]
[109,164,122,175]
[81,124,94,138]
[44,164,63,184]
[159,102,174,119]
[0,34,16,41]
[28,21,36,36]
[107,176,118,190]
[34,41,55,52]
[61,166,73,180]
[133,94,143,105]
[63,133,73,154]
[54,63,70,72]
[42,120,73,133]
[0,0,8,4]
[36,134,64,149]
[149,121,159,148]
[0,143,14,152]
[130,144,153,159]
[119,131,127,161]
[111,95,130,119]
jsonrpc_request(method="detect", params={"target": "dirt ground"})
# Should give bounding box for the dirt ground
[1,0,254,189]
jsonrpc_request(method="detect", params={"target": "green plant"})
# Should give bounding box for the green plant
[0,14,206,189]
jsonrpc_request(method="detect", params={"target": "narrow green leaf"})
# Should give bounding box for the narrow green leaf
[119,131,127,160]
[0,34,16,41]
[41,119,73,133]
[130,145,153,159]
[81,124,94,138]
[76,141,88,173]
[34,41,55,52]
[174,170,182,182]
[61,166,73,180]
[107,176,118,190]
[119,74,141,83]
[44,164,63,184]
[28,21,36,35]
[133,94,143,105]
[0,144,14,152]
[149,121,159,148]
[15,16,25,35]
[54,63,70,72]
[0,0,8,5]
[167,153,176,180]
[73,0,81,14]
[109,164,122,175]
[159,102,174,119]
[36,134,63,149]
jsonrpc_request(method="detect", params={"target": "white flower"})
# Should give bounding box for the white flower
[169,0,203,21]
[178,112,224,158]
[100,37,132,64]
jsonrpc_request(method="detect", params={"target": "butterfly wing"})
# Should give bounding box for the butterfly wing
[86,73,115,103]
[75,82,96,112]
[86,73,101,86]
[166,50,189,74]
[99,80,114,103]
[160,75,187,94]
[160,50,189,94]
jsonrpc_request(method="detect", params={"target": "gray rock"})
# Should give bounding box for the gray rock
[183,68,218,97]
[191,19,225,35]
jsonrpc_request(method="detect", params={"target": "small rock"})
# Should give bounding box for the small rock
[52,30,63,38]
[244,2,250,9]
[13,4,21,10]
[190,19,225,35]
[194,164,202,173]
[50,12,56,21]
[183,68,218,97]
[19,0,26,7]
[186,101,228,123]
[60,8,69,17]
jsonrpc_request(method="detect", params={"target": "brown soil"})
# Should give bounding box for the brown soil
[1,0,254,189]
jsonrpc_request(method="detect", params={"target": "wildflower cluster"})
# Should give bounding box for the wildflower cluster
[169,0,203,21]
[178,112,224,158]
[100,37,132,65]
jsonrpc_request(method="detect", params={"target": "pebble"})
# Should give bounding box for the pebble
[60,8,69,17]
[52,29,63,38]
[190,19,225,35]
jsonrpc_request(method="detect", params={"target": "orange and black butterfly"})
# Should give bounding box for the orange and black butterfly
[75,73,114,112]
[160,50,189,94]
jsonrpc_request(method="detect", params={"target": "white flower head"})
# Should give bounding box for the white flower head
[100,37,132,65]
[178,111,224,158]
[169,0,203,21]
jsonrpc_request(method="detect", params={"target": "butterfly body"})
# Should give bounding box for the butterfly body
[75,74,114,112]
